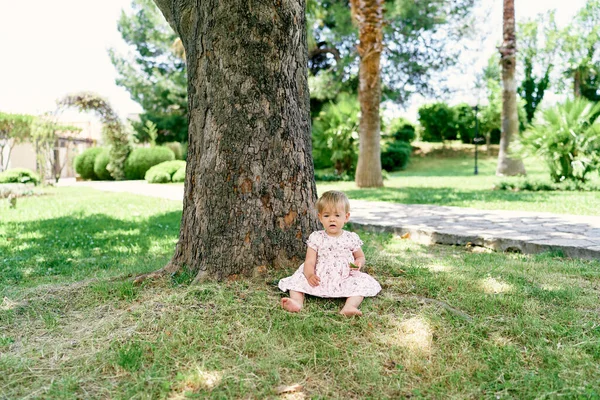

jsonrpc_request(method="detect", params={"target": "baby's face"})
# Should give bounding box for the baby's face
[318,206,349,237]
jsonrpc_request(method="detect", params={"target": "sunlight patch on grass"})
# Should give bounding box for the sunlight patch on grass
[424,264,452,273]
[169,367,224,398]
[491,332,513,347]
[480,277,512,294]
[1,296,18,310]
[385,316,433,356]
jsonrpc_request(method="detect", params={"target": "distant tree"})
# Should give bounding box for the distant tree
[0,112,34,172]
[517,11,558,124]
[109,0,188,144]
[497,0,526,176]
[559,0,600,101]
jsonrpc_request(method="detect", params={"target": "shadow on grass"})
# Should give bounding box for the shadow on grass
[1,211,182,287]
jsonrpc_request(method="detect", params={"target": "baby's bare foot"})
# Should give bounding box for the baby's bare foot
[340,306,363,317]
[281,298,302,312]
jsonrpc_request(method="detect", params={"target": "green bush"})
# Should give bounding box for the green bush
[93,150,113,181]
[381,141,412,171]
[0,168,40,185]
[521,98,600,182]
[386,118,416,143]
[172,166,186,182]
[163,142,184,160]
[495,178,600,192]
[418,102,457,142]
[314,171,354,182]
[124,147,175,180]
[144,160,186,183]
[311,94,359,174]
[74,147,104,180]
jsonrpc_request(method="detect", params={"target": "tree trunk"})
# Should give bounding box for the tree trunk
[152,0,319,281]
[574,68,582,98]
[350,0,384,188]
[496,0,526,177]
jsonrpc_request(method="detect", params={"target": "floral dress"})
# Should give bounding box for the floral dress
[278,230,382,298]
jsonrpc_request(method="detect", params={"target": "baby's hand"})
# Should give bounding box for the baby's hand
[306,274,321,287]
[349,262,362,270]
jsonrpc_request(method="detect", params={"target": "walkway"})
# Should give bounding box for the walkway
[58,179,600,260]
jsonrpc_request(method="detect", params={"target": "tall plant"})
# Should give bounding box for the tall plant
[0,113,33,172]
[521,98,600,182]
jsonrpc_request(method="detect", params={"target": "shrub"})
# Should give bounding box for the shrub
[386,118,416,143]
[418,102,457,142]
[521,98,600,182]
[494,178,600,192]
[314,171,354,182]
[0,168,40,185]
[311,94,359,174]
[172,166,186,182]
[144,160,186,183]
[381,141,412,171]
[163,142,184,160]
[124,146,175,180]
[93,149,113,181]
[74,147,104,180]
[453,103,477,144]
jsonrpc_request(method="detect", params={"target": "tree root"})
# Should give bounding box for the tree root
[132,261,182,285]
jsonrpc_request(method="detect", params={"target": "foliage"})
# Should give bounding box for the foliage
[558,0,600,101]
[314,170,355,182]
[311,94,359,174]
[453,103,477,144]
[418,102,457,142]
[306,0,476,105]
[517,12,558,123]
[172,166,186,182]
[0,112,34,171]
[58,92,131,180]
[144,160,185,183]
[385,117,416,143]
[381,141,411,171]
[0,168,40,185]
[143,120,158,146]
[109,0,187,144]
[94,150,113,181]
[163,141,184,160]
[520,98,600,182]
[495,177,600,191]
[74,148,105,180]
[124,146,175,180]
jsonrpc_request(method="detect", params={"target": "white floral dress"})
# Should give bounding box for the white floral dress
[278,230,382,298]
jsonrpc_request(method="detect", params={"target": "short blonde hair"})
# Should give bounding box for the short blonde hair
[316,190,350,214]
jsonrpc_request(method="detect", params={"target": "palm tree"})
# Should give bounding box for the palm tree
[496,0,526,176]
[350,0,384,188]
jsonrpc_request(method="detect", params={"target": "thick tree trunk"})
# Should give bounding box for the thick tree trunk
[153,0,319,281]
[496,0,526,177]
[350,0,384,188]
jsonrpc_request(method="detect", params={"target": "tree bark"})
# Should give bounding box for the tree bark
[496,0,526,177]
[152,0,319,281]
[350,0,384,188]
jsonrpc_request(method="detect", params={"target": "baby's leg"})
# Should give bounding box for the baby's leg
[281,290,304,312]
[340,296,364,316]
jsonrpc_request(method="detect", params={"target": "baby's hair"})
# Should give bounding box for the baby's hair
[316,190,350,214]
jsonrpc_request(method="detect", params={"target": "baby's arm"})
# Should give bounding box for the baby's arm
[303,247,320,286]
[351,248,366,269]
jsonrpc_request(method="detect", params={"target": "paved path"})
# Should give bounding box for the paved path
[58,179,600,260]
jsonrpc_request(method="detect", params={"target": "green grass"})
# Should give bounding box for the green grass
[1,188,599,398]
[317,148,600,215]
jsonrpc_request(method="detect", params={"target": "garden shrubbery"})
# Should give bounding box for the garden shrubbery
[93,149,113,181]
[495,178,600,192]
[74,147,104,180]
[520,98,600,183]
[124,147,175,180]
[0,168,40,185]
[145,160,186,183]
[381,141,412,171]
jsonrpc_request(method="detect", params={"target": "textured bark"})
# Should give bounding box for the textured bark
[152,0,319,280]
[350,0,384,188]
[496,0,526,176]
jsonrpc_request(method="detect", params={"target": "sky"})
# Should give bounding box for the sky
[0,0,590,123]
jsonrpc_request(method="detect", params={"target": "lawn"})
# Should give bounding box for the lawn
[317,144,600,216]
[1,188,599,398]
